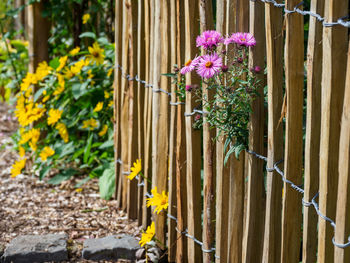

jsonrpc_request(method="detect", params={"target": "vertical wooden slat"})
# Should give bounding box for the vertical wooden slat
[334,40,350,263]
[318,0,348,261]
[114,0,123,202]
[175,0,187,261]
[281,0,304,262]
[183,0,201,261]
[242,0,267,262]
[262,1,284,262]
[214,1,229,263]
[27,0,49,74]
[142,0,152,229]
[302,0,324,262]
[126,0,138,220]
[199,0,215,260]
[136,0,146,225]
[118,0,130,211]
[168,0,178,260]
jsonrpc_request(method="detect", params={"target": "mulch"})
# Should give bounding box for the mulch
[0,102,141,262]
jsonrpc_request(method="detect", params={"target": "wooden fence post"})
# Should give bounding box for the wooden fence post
[318,0,348,262]
[303,0,324,262]
[175,0,187,261]
[136,0,146,226]
[114,0,123,202]
[168,0,178,260]
[262,1,284,262]
[281,0,304,262]
[183,0,202,261]
[334,40,350,263]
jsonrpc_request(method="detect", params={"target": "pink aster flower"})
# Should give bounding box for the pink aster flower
[196,53,223,79]
[180,56,201,75]
[196,30,224,49]
[230,32,256,47]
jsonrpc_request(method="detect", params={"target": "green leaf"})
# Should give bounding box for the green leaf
[75,176,90,188]
[48,168,78,185]
[72,82,89,100]
[39,165,51,180]
[79,32,96,39]
[33,88,45,102]
[98,165,115,200]
[58,142,75,158]
[84,134,93,164]
[49,57,60,70]
[161,73,177,78]
[98,139,114,149]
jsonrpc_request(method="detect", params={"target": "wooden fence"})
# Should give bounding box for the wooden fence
[113,0,350,262]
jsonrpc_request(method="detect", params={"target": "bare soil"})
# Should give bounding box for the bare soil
[0,102,141,262]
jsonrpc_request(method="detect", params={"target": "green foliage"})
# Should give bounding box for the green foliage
[13,38,116,198]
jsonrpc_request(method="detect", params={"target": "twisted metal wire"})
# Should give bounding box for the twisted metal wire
[253,0,350,28]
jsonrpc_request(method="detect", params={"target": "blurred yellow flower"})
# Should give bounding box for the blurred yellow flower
[82,118,98,130]
[56,123,69,143]
[93,102,103,112]
[108,100,113,107]
[42,95,50,103]
[69,47,80,56]
[104,91,110,99]
[48,108,62,125]
[35,61,52,81]
[139,222,155,247]
[19,146,25,157]
[88,42,105,65]
[76,188,83,193]
[11,158,26,178]
[146,186,169,214]
[82,13,90,24]
[127,159,141,180]
[40,146,55,161]
[57,56,68,71]
[98,124,108,137]
[107,68,113,77]
[54,74,65,96]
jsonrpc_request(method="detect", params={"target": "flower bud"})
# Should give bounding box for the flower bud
[185,85,192,92]
[254,66,262,73]
[237,57,243,63]
[221,65,229,73]
[221,49,227,55]
[195,114,201,121]
[174,66,179,73]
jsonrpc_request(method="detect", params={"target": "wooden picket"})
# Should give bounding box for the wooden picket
[112,1,350,262]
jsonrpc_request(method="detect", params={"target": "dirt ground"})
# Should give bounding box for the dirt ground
[0,102,141,262]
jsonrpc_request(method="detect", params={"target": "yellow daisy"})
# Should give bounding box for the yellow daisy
[11,158,27,178]
[127,159,142,180]
[139,222,155,247]
[40,146,55,161]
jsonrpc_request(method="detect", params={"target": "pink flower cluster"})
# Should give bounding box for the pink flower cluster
[196,30,224,49]
[180,53,223,79]
[224,32,256,47]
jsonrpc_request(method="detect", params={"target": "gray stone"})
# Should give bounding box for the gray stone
[82,235,140,261]
[2,234,68,263]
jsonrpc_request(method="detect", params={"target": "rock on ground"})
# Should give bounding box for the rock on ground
[2,234,68,263]
[82,235,140,261]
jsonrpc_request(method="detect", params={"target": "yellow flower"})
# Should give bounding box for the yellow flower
[87,69,94,79]
[108,100,113,107]
[82,118,98,130]
[29,128,40,151]
[20,72,37,92]
[98,124,108,137]
[104,91,110,99]
[54,74,65,96]
[82,13,90,24]
[127,159,141,180]
[56,123,69,143]
[19,146,25,157]
[47,108,63,125]
[42,95,50,103]
[57,56,68,71]
[15,96,45,127]
[69,47,80,56]
[107,68,113,77]
[93,102,103,112]
[40,146,55,161]
[11,158,27,177]
[146,187,169,214]
[88,42,105,65]
[139,222,155,247]
[76,188,83,193]
[35,61,52,81]
[69,59,86,76]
